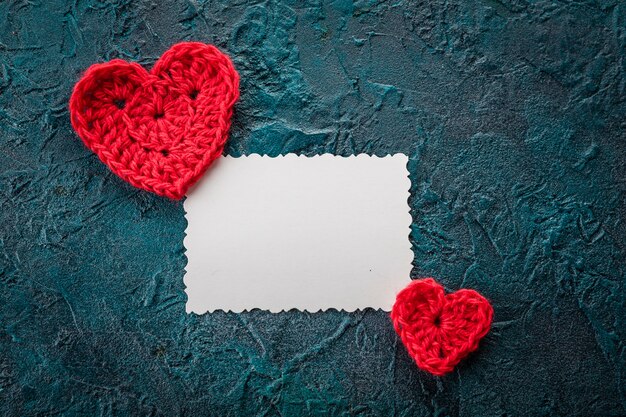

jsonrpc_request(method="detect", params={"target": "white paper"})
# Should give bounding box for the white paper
[184,154,412,313]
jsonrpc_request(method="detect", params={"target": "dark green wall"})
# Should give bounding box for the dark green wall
[0,0,624,415]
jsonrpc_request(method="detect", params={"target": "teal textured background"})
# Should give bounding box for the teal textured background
[1,0,625,415]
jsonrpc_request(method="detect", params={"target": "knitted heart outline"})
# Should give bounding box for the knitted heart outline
[391,278,493,376]
[69,42,239,199]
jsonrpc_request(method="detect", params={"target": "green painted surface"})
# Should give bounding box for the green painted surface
[0,1,625,415]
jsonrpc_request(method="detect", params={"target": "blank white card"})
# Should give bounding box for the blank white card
[184,154,412,313]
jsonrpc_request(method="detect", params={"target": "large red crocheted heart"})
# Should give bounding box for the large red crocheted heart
[391,278,493,376]
[69,42,239,199]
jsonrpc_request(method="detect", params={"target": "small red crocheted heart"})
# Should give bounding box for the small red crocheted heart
[69,42,239,199]
[391,278,493,376]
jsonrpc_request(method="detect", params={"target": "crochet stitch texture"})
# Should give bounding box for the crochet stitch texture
[69,42,239,199]
[391,278,493,376]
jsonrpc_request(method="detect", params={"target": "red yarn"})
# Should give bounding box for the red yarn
[391,278,493,376]
[69,42,239,199]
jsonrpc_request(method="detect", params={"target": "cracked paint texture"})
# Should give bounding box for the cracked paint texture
[0,0,625,416]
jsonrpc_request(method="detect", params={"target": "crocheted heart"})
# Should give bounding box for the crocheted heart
[391,278,493,376]
[69,42,239,199]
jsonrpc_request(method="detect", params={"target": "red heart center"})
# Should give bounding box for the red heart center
[391,278,493,376]
[69,42,239,199]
